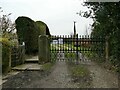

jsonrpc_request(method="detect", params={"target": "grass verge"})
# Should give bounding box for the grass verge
[67,62,92,88]
[42,62,55,72]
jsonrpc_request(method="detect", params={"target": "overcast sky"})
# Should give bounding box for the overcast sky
[0,0,93,35]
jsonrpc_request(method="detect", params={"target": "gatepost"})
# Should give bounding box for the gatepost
[38,35,50,64]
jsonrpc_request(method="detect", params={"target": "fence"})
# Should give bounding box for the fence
[38,35,109,63]
[50,34,106,62]
[11,44,25,67]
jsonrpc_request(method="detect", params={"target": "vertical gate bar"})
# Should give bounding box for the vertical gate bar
[74,35,75,62]
[59,35,60,52]
[70,35,73,62]
[51,36,54,62]
[66,35,68,61]
[53,36,54,61]
[63,35,65,61]
[55,35,57,61]
[60,35,61,61]
[68,35,70,62]
[67,35,68,61]
[50,36,51,62]
[71,35,73,52]
[88,35,89,52]
[76,34,79,64]
[66,35,67,47]
[83,35,86,54]
[83,35,85,60]
[81,35,84,52]
[52,36,53,62]
[79,35,81,53]
[62,35,64,52]
[57,35,58,52]
[78,35,79,51]
[59,35,60,53]
[65,35,66,60]
[68,35,69,52]
[85,35,86,53]
[57,35,58,61]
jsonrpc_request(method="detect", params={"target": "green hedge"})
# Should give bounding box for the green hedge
[0,38,11,74]
[36,21,46,35]
[36,21,50,36]
[15,17,51,54]
[15,16,39,54]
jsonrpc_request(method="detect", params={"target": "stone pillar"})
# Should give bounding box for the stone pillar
[38,35,50,64]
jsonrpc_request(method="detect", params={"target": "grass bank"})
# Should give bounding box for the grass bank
[67,62,92,88]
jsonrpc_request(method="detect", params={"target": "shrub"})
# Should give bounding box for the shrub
[36,21,50,36]
[15,17,51,54]
[15,16,39,54]
[0,38,11,74]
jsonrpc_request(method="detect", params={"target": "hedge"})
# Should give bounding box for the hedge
[15,17,51,54]
[0,38,11,74]
[15,16,39,54]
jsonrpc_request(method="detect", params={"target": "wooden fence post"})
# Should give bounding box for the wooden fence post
[38,35,50,64]
[105,36,109,61]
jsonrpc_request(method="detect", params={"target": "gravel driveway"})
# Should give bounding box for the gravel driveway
[2,61,78,88]
[25,61,78,88]
[2,52,118,88]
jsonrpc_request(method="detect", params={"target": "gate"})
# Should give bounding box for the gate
[11,44,25,67]
[50,34,105,63]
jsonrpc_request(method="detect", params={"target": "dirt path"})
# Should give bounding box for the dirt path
[82,61,118,88]
[2,52,78,88]
[2,53,118,88]
[25,61,77,88]
[2,61,78,88]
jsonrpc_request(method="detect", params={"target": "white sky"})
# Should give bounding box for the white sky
[0,0,93,35]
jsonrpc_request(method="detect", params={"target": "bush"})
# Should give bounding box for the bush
[15,16,39,54]
[0,38,11,74]
[36,21,50,36]
[36,21,46,35]
[15,17,51,54]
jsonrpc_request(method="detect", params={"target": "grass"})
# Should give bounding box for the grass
[71,65,89,77]
[67,62,92,88]
[42,62,54,71]
[68,62,90,78]
[65,52,76,59]
[50,51,57,62]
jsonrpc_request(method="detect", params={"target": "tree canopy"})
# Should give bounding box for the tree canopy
[80,2,120,72]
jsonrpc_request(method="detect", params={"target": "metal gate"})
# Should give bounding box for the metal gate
[50,34,105,63]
